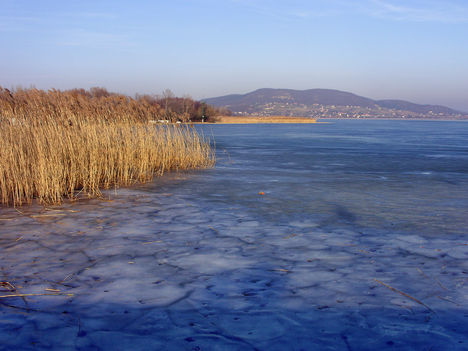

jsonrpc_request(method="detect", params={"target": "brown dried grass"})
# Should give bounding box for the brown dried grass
[0,88,214,206]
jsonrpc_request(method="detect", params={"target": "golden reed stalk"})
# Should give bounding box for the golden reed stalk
[0,87,214,206]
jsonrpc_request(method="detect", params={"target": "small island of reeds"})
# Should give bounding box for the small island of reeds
[0,87,215,206]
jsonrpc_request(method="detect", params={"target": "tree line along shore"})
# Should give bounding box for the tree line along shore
[0,87,217,206]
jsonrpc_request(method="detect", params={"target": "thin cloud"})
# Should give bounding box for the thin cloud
[230,0,287,21]
[0,11,118,33]
[231,0,340,21]
[64,12,119,20]
[0,16,41,32]
[58,29,134,48]
[0,10,129,47]
[366,0,468,22]
[231,0,468,23]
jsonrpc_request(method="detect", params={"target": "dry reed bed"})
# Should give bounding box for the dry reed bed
[0,88,214,206]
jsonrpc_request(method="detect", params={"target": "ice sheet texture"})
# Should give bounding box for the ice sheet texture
[1,120,468,350]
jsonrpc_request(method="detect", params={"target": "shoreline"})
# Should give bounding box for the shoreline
[316,117,468,121]
[198,116,318,124]
[194,116,468,124]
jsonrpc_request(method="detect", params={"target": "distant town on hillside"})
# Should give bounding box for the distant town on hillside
[204,88,468,119]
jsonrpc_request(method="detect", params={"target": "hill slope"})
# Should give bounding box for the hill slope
[204,88,463,118]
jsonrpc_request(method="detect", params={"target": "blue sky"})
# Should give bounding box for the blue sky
[1,0,468,111]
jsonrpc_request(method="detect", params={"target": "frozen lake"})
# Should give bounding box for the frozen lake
[1,120,468,350]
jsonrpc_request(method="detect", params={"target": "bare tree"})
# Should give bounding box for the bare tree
[162,89,174,119]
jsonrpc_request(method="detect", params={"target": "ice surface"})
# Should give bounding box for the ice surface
[2,121,468,350]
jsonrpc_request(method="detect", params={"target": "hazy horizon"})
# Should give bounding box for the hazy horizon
[2,0,468,111]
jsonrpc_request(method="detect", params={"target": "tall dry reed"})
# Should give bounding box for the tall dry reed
[0,87,214,206]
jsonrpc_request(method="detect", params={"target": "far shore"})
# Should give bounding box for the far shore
[200,115,318,124]
[192,116,468,124]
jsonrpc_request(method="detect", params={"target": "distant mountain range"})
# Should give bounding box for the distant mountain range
[203,88,466,119]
